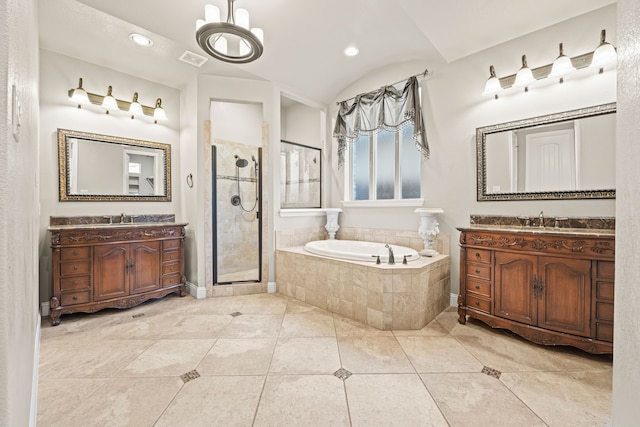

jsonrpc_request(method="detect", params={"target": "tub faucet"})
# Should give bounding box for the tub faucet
[385,244,395,265]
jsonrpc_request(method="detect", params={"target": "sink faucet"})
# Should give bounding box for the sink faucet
[385,244,395,265]
[538,211,544,228]
[120,213,126,224]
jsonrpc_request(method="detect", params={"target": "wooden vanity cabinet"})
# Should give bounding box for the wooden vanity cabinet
[458,227,614,354]
[50,224,186,325]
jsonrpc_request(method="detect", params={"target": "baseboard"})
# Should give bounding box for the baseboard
[187,281,206,299]
[41,301,50,317]
[450,293,458,307]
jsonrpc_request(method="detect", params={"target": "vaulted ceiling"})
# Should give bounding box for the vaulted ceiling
[39,0,616,105]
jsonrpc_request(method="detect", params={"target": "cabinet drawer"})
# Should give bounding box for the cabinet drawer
[596,282,614,301]
[60,276,90,291]
[466,295,490,313]
[162,250,181,262]
[466,249,491,264]
[162,273,182,287]
[466,263,491,281]
[61,290,90,306]
[60,260,91,276]
[61,247,90,260]
[163,262,180,275]
[596,323,613,342]
[466,279,491,297]
[597,261,615,279]
[163,239,181,250]
[596,302,614,322]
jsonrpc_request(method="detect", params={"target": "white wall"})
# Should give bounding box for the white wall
[0,0,40,425]
[38,50,182,303]
[613,0,640,422]
[328,5,617,295]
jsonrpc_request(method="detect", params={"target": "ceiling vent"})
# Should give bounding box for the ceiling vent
[179,50,208,68]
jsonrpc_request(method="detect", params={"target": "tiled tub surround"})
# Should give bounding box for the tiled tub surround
[276,247,450,330]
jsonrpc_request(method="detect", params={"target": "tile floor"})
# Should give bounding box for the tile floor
[37,293,612,426]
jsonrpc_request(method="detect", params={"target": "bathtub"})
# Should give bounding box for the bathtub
[303,239,420,263]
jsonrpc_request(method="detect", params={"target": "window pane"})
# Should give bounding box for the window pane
[400,125,421,199]
[376,130,396,199]
[352,136,370,200]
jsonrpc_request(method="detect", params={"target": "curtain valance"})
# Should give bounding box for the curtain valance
[333,76,429,166]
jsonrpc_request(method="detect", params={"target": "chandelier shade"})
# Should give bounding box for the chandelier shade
[196,1,264,64]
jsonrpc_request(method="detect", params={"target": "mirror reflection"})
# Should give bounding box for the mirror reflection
[477,103,616,201]
[280,140,321,208]
[58,129,171,201]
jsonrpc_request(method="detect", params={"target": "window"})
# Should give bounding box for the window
[349,124,421,201]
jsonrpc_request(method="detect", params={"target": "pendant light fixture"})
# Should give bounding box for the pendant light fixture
[196,0,264,64]
[548,43,576,83]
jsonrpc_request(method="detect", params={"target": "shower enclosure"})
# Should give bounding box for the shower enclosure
[212,143,262,284]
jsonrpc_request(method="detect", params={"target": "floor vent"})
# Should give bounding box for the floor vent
[481,366,501,379]
[333,368,352,381]
[180,370,201,384]
[132,313,145,319]
[230,312,243,317]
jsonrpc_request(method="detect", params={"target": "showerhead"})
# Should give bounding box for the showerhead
[234,155,248,168]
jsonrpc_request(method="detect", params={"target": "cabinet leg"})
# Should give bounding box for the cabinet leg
[50,310,61,326]
[456,294,467,324]
[179,281,187,297]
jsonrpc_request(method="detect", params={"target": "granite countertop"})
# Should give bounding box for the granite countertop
[49,222,188,231]
[463,224,615,237]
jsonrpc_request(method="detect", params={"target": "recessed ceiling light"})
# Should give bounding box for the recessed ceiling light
[344,46,359,57]
[129,33,153,47]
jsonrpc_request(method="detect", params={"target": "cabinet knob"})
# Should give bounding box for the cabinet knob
[73,280,78,285]
[170,255,174,259]
[72,296,78,301]
[73,250,79,256]
[475,285,480,290]
[73,265,78,271]
[475,269,480,274]
[475,253,481,259]
[475,301,480,306]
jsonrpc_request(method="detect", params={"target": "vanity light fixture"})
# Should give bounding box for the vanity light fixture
[69,78,90,108]
[67,78,168,123]
[195,0,264,64]
[590,29,617,73]
[128,92,143,119]
[548,43,576,83]
[513,55,536,92]
[482,29,617,99]
[101,86,119,113]
[482,65,502,99]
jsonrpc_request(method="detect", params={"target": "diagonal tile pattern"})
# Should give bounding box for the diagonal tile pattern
[38,293,613,426]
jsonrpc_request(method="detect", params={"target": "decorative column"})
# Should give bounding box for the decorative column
[415,208,444,256]
[324,208,342,240]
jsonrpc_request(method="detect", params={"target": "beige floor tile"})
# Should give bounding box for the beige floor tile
[337,336,415,374]
[155,376,265,427]
[220,314,283,338]
[197,337,276,375]
[270,337,341,374]
[286,298,330,314]
[422,373,545,426]
[346,374,448,426]
[433,307,462,332]
[99,314,181,340]
[397,336,484,373]
[500,370,612,426]
[37,378,108,427]
[334,314,394,337]
[253,375,350,427]
[187,295,247,315]
[239,293,289,314]
[120,339,215,376]
[160,314,232,339]
[38,339,153,379]
[393,318,450,337]
[279,311,336,337]
[61,377,183,427]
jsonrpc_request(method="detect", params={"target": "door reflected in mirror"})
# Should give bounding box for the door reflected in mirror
[58,129,171,201]
[477,103,615,201]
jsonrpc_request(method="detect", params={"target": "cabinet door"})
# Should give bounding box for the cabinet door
[94,244,129,301]
[538,257,591,337]
[130,241,161,293]
[495,252,537,325]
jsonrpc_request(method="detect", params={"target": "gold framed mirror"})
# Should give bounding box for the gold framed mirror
[57,129,171,202]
